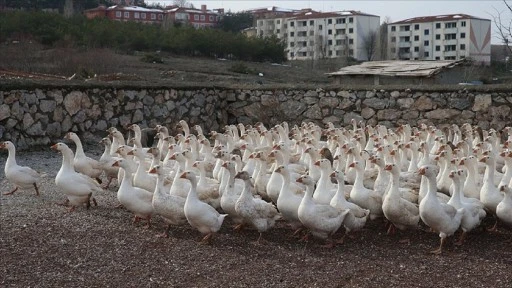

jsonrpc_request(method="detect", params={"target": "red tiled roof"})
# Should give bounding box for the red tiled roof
[290,10,378,20]
[391,14,489,24]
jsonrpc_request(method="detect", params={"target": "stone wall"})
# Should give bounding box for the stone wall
[1,86,511,148]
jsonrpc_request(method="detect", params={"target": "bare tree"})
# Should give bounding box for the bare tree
[173,0,193,8]
[491,1,512,55]
[362,29,378,61]
[379,16,391,60]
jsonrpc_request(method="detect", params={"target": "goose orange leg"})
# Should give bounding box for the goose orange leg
[33,183,40,196]
[3,187,18,195]
[430,237,445,255]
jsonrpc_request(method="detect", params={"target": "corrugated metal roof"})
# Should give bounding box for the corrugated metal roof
[327,60,465,77]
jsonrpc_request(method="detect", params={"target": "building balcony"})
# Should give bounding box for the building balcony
[398,42,412,48]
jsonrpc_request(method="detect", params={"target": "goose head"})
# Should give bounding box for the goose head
[235,171,251,181]
[296,174,314,186]
[384,163,399,174]
[329,170,344,184]
[179,171,196,181]
[51,142,69,152]
[148,165,164,176]
[314,159,331,170]
[0,141,13,149]
[417,165,438,178]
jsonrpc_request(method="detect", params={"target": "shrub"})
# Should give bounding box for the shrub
[141,53,163,64]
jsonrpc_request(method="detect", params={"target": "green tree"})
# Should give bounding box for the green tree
[219,12,254,33]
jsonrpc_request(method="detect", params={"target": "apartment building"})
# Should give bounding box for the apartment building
[388,14,491,65]
[165,5,222,29]
[256,10,380,61]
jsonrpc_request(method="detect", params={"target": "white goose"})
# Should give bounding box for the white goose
[64,132,103,182]
[113,159,154,228]
[180,171,228,244]
[479,154,503,230]
[329,171,370,241]
[234,171,280,243]
[297,175,349,247]
[497,186,512,227]
[98,137,120,188]
[349,161,383,220]
[149,165,186,237]
[1,141,41,196]
[418,165,464,254]
[447,170,486,245]
[51,143,102,212]
[275,165,304,231]
[382,163,420,235]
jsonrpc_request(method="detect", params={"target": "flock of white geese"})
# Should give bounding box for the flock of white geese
[2,120,512,254]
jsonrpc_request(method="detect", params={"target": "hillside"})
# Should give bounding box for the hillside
[0,42,341,86]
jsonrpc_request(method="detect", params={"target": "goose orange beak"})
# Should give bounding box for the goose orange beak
[296,177,304,183]
[384,164,392,171]
[314,160,320,166]
[127,150,134,156]
[349,162,355,168]
[112,161,120,167]
[418,167,426,175]
[50,144,58,151]
[329,171,336,178]
[222,162,228,168]
[479,157,485,163]
[148,167,157,174]
[180,172,187,179]
[459,159,465,165]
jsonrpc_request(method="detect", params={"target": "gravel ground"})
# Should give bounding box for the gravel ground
[1,146,512,288]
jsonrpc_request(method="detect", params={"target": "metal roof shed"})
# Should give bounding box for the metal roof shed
[327,60,467,85]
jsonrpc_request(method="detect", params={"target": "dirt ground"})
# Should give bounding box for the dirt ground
[1,146,512,287]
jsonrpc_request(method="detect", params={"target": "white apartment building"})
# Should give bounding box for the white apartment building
[388,14,491,65]
[256,10,380,61]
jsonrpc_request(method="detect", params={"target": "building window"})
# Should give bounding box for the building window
[461,21,466,27]
[336,18,345,24]
[391,36,396,42]
[391,47,396,53]
[335,39,342,45]
[336,29,345,35]
[414,24,419,30]
[276,29,280,33]
[414,46,419,52]
[435,23,441,29]
[318,25,323,30]
[445,56,456,60]
[141,13,146,19]
[424,29,429,35]
[424,40,429,46]
[134,12,140,19]
[194,14,199,20]
[151,13,156,20]
[445,33,457,40]
[328,39,333,45]
[300,21,307,27]
[328,19,332,24]
[276,19,280,24]
[435,56,440,60]
[400,25,410,31]
[435,34,440,40]
[414,35,419,41]
[424,51,429,57]
[290,21,294,27]
[349,17,353,23]
[290,52,294,58]
[400,36,410,42]
[310,20,314,26]
[460,44,466,50]
[349,49,354,55]
[391,26,396,31]
[290,31,294,37]
[435,45,440,51]
[328,29,332,35]
[298,31,306,37]
[290,42,295,47]
[309,30,314,36]
[115,11,121,18]
[308,51,313,56]
[200,15,205,21]
[460,32,466,38]
[444,45,456,51]
[348,28,353,33]
[309,40,314,46]
[445,22,457,28]
[124,11,129,18]
[158,14,163,20]
[329,50,333,56]
[349,38,354,44]
[209,16,214,21]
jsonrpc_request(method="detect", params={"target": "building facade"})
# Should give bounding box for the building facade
[256,10,380,61]
[388,14,491,65]
[164,5,221,29]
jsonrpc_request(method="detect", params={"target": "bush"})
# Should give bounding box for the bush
[228,62,254,74]
[141,53,163,64]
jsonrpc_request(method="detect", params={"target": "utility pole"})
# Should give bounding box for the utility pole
[64,0,74,18]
